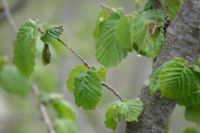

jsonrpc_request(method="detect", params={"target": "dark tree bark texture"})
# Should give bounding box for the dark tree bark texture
[126,0,200,132]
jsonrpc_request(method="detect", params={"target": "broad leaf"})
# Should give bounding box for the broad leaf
[0,64,31,96]
[116,15,132,49]
[13,20,38,77]
[97,66,107,81]
[74,69,102,109]
[131,10,165,58]
[159,58,199,99]
[94,8,128,67]
[164,0,181,19]
[67,65,88,93]
[51,99,77,122]
[55,119,79,133]
[185,106,200,124]
[105,99,143,131]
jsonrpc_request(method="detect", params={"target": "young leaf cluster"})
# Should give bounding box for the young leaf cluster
[105,99,143,131]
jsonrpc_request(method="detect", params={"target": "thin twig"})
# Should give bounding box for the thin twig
[57,38,90,68]
[2,0,17,34]
[102,83,124,101]
[32,85,56,133]
[100,4,117,14]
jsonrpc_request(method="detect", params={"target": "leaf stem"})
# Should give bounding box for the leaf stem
[102,83,124,101]
[57,38,90,68]
[32,85,56,133]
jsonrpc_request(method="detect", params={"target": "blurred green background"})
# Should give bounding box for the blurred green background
[0,0,199,133]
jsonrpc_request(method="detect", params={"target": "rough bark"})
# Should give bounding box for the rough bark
[126,0,200,133]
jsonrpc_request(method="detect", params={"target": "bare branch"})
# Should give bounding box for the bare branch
[2,0,17,34]
[32,85,56,133]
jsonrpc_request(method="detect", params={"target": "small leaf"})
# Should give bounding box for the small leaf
[104,102,120,131]
[74,69,102,109]
[41,26,64,43]
[51,99,77,122]
[13,20,38,78]
[185,106,200,124]
[94,8,128,67]
[97,66,107,81]
[67,65,88,93]
[42,44,51,65]
[0,64,31,96]
[105,99,143,131]
[164,0,181,20]
[118,99,143,122]
[32,67,58,92]
[144,0,153,11]
[0,56,7,70]
[55,119,79,133]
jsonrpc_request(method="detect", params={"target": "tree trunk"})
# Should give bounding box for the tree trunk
[126,0,200,132]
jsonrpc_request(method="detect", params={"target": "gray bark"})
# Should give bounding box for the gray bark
[126,0,200,133]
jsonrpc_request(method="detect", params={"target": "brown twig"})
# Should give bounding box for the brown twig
[100,4,117,14]
[102,83,123,101]
[32,85,56,133]
[2,0,17,34]
[57,39,90,68]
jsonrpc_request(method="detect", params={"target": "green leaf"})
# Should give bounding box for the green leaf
[178,93,200,107]
[94,8,128,67]
[0,64,31,96]
[0,56,7,70]
[131,10,165,58]
[118,99,143,122]
[55,119,79,133]
[74,69,102,109]
[116,15,132,49]
[67,65,88,93]
[105,99,143,131]
[185,106,200,124]
[32,67,58,93]
[13,20,38,78]
[51,99,77,122]
[97,66,107,81]
[164,0,181,20]
[41,26,64,43]
[144,0,153,11]
[104,102,120,131]
[183,128,198,133]
[159,58,199,99]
